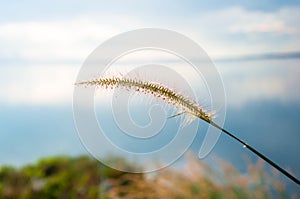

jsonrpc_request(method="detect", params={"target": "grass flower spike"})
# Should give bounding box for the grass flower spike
[77,77,213,124]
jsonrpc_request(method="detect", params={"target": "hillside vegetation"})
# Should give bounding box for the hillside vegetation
[0,155,295,199]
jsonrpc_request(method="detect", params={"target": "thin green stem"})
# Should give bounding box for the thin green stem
[78,77,300,186]
[209,120,300,186]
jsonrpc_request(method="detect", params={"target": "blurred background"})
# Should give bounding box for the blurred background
[0,0,299,198]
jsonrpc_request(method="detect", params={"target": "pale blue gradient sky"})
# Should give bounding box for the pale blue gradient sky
[1,1,300,105]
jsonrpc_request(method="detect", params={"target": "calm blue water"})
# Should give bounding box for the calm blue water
[0,58,299,194]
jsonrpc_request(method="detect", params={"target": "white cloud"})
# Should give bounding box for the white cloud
[0,65,78,105]
[0,7,300,61]
[0,15,142,61]
[226,7,300,35]
[179,6,300,57]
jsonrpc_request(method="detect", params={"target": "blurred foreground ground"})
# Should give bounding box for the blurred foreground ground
[0,155,297,199]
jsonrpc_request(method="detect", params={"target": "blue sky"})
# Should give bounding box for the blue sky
[1,0,300,21]
[0,0,300,193]
[1,1,300,105]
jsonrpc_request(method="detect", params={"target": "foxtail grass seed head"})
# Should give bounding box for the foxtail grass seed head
[77,77,213,124]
